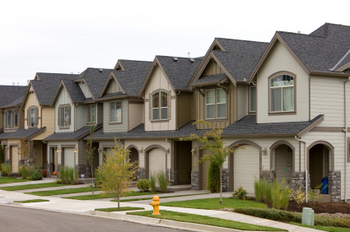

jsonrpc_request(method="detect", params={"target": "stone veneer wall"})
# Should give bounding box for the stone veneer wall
[291,172,310,193]
[260,170,275,182]
[138,168,146,180]
[170,170,177,186]
[329,171,341,202]
[191,170,199,190]
[222,170,230,192]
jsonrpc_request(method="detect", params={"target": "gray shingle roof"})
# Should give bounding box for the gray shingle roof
[192,73,227,86]
[32,73,78,105]
[0,85,27,107]
[44,126,93,141]
[278,23,350,73]
[62,79,86,103]
[0,128,3,134]
[111,60,152,96]
[1,96,24,108]
[76,68,113,99]
[222,115,324,137]
[156,56,203,90]
[90,121,207,140]
[0,128,45,139]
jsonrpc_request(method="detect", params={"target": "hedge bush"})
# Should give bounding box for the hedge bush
[136,179,151,192]
[207,161,220,193]
[234,208,350,228]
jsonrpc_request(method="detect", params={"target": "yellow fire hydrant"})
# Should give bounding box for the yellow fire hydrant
[150,195,161,215]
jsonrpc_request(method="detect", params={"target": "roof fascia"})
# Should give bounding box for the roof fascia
[81,79,95,100]
[34,73,40,80]
[297,115,324,137]
[335,61,350,72]
[114,60,125,71]
[190,77,229,88]
[50,81,74,107]
[248,33,310,84]
[189,38,226,87]
[309,71,350,78]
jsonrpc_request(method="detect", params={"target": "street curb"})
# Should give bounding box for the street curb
[92,210,246,232]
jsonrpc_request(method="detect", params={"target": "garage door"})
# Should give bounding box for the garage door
[11,147,19,172]
[64,148,74,168]
[149,149,165,177]
[233,145,259,194]
[201,150,211,190]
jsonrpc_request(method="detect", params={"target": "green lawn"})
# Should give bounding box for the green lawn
[95,207,144,212]
[0,177,30,185]
[63,191,158,200]
[128,210,284,231]
[0,183,65,191]
[289,222,349,232]
[25,187,99,196]
[14,199,49,203]
[113,193,210,202]
[161,198,267,209]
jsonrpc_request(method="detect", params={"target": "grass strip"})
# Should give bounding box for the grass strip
[95,207,144,212]
[0,183,66,191]
[63,191,159,200]
[113,193,210,202]
[14,199,49,203]
[289,222,349,232]
[127,210,284,231]
[25,187,99,196]
[161,198,267,209]
[0,177,30,185]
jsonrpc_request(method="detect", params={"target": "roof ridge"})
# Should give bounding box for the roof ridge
[156,55,203,60]
[0,85,27,87]
[118,59,153,63]
[215,37,269,44]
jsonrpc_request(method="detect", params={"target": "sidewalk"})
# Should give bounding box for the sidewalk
[0,184,323,232]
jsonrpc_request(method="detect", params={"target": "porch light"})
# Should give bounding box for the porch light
[56,148,61,153]
[166,148,170,154]
[191,148,196,155]
[97,148,101,153]
[74,148,78,153]
[262,148,267,156]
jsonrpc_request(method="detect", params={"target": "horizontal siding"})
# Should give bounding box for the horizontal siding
[103,99,128,133]
[32,107,55,140]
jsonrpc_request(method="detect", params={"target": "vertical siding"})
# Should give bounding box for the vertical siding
[129,102,144,130]
[103,99,128,133]
[75,104,86,130]
[54,88,74,132]
[78,83,92,98]
[177,92,192,129]
[236,84,248,120]
[106,79,121,94]
[0,113,3,128]
[311,76,345,127]
[202,59,223,76]
[97,103,103,124]
[144,66,176,131]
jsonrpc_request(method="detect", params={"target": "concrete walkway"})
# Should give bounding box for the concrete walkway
[0,179,323,232]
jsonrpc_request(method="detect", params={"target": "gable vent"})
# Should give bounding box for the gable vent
[190,58,195,63]
[173,57,178,62]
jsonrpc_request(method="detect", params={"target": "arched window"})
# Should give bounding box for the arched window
[151,90,170,120]
[270,74,295,112]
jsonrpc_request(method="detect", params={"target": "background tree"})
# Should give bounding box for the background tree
[19,139,29,161]
[180,120,239,205]
[97,139,138,209]
[86,125,96,196]
[0,144,4,164]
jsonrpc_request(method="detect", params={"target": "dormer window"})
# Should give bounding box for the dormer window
[205,88,227,119]
[269,74,295,112]
[87,104,96,123]
[28,106,38,128]
[150,90,170,121]
[58,105,71,128]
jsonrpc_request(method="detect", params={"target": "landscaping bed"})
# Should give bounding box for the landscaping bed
[285,201,350,215]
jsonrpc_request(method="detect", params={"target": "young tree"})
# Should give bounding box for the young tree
[0,144,4,164]
[180,120,239,205]
[86,125,96,196]
[19,139,30,161]
[97,139,138,209]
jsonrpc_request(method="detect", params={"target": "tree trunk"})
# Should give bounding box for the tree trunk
[220,165,222,205]
[91,164,94,196]
[117,190,120,209]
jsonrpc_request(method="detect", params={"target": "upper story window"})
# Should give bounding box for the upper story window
[270,74,295,112]
[87,104,96,123]
[205,88,227,119]
[5,110,18,129]
[28,107,38,128]
[249,86,257,112]
[110,100,122,123]
[58,105,71,128]
[150,90,170,121]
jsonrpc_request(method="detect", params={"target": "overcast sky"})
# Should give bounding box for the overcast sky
[1,0,349,85]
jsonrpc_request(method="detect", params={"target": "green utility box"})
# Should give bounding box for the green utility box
[302,207,314,226]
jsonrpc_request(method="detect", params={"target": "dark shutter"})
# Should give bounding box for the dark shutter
[167,90,171,119]
[149,93,152,120]
[58,107,61,127]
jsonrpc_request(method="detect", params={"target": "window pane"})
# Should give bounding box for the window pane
[206,105,215,119]
[60,107,65,126]
[87,106,91,122]
[161,91,167,107]
[250,87,256,111]
[13,111,18,128]
[64,107,69,127]
[283,87,294,111]
[217,89,226,103]
[206,90,215,104]
[271,88,281,111]
[271,75,294,87]
[110,102,116,122]
[6,112,11,128]
[116,101,122,122]
[152,92,159,108]
[217,104,226,118]
[161,108,167,119]
[153,109,159,120]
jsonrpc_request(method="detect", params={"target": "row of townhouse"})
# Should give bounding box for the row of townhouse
[1,23,350,202]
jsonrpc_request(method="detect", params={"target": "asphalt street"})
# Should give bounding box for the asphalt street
[0,205,188,232]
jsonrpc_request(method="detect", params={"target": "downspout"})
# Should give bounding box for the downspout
[344,77,350,203]
[295,136,308,202]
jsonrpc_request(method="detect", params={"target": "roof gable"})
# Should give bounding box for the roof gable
[0,85,27,107]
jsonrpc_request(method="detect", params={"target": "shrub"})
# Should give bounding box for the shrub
[234,207,350,228]
[263,180,273,205]
[149,173,157,192]
[232,186,247,200]
[59,166,78,184]
[1,163,11,176]
[254,178,264,202]
[309,184,322,204]
[0,144,4,164]
[19,165,28,179]
[290,183,305,204]
[271,180,290,210]
[136,179,151,192]
[156,170,168,193]
[207,162,220,193]
[6,163,11,175]
[30,168,42,180]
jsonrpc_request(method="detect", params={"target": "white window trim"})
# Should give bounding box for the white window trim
[269,74,296,113]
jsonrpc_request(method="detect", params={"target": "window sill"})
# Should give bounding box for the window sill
[204,118,227,122]
[268,111,296,116]
[109,122,122,125]
[59,126,70,129]
[151,119,170,123]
